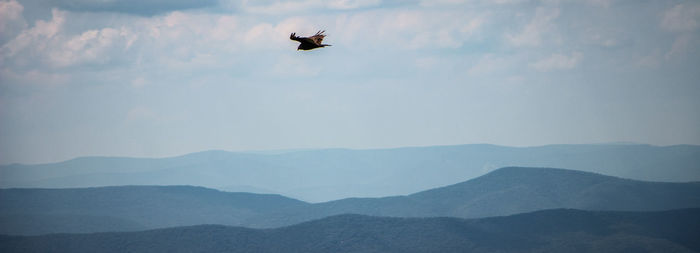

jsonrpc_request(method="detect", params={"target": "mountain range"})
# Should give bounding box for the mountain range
[2,208,698,253]
[3,167,699,235]
[2,144,699,202]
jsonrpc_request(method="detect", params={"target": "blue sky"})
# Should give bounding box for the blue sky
[1,0,699,164]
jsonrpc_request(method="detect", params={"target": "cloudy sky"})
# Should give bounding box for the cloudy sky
[1,0,699,164]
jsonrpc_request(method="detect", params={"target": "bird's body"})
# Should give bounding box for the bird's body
[290,30,331,50]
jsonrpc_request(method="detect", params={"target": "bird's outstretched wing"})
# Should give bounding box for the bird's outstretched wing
[290,32,316,44]
[308,30,326,45]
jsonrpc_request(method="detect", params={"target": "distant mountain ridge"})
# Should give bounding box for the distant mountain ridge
[2,144,699,202]
[2,167,699,235]
[2,208,699,253]
[310,167,700,218]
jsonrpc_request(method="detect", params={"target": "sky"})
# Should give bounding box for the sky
[1,0,699,164]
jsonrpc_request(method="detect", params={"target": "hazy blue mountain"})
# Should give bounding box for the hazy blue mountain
[1,209,698,253]
[2,167,699,235]
[2,144,699,202]
[314,167,700,218]
[0,186,308,235]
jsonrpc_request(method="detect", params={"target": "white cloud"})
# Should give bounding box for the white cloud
[49,27,135,67]
[530,52,582,71]
[661,3,700,32]
[489,0,528,4]
[658,3,700,62]
[0,0,689,87]
[209,16,238,41]
[506,7,560,47]
[334,9,485,49]
[420,0,527,6]
[328,0,381,10]
[3,10,236,71]
[0,0,27,44]
[245,23,274,43]
[1,2,491,79]
[240,0,320,14]
[273,17,317,39]
[420,0,468,5]
[665,34,694,60]
[239,0,382,14]
[1,8,65,68]
[2,8,138,70]
[21,0,219,16]
[0,0,23,25]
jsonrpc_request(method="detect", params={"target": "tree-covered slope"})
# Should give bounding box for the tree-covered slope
[1,209,698,253]
[0,185,308,235]
[2,167,699,235]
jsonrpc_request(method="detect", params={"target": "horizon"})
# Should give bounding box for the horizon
[3,141,697,166]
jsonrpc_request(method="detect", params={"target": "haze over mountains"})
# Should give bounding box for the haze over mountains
[3,167,699,235]
[2,144,699,202]
[2,209,699,253]
[2,144,698,252]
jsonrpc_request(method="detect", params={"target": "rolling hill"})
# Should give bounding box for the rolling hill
[0,186,307,235]
[1,208,698,253]
[313,167,700,218]
[2,144,699,202]
[2,167,699,235]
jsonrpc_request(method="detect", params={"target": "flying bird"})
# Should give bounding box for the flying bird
[290,30,331,51]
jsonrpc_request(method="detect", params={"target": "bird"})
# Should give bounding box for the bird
[290,30,331,51]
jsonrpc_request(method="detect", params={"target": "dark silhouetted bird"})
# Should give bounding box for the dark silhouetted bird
[290,30,331,51]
